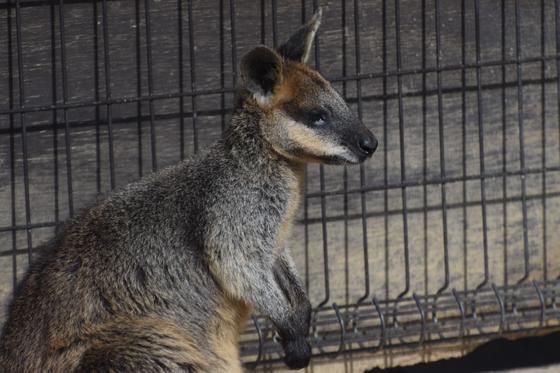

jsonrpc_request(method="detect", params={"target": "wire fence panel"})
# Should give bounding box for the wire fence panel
[1,0,560,369]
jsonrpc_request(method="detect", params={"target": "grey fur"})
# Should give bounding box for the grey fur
[0,8,376,372]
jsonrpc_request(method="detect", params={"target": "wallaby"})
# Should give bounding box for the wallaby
[0,8,377,372]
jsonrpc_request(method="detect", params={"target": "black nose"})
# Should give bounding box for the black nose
[358,136,378,156]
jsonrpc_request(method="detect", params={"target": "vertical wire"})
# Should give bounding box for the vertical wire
[219,0,226,133]
[461,0,468,294]
[58,0,75,216]
[556,0,560,282]
[312,0,332,312]
[186,0,199,154]
[317,162,331,310]
[514,0,530,286]
[354,0,371,306]
[501,0,509,290]
[93,0,102,193]
[301,0,310,295]
[395,0,411,302]
[271,0,278,48]
[382,0,390,302]
[304,172,310,292]
[540,0,548,283]
[300,1,310,300]
[229,0,237,88]
[340,0,353,354]
[14,0,34,263]
[101,0,116,190]
[178,0,186,156]
[260,0,266,45]
[557,0,560,199]
[50,2,60,233]
[135,0,144,175]
[435,0,450,296]
[341,0,350,308]
[421,0,429,297]
[7,0,18,289]
[474,0,490,291]
[144,0,158,168]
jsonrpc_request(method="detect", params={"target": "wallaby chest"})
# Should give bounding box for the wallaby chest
[275,163,304,251]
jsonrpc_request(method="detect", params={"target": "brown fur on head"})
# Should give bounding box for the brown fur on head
[240,8,378,165]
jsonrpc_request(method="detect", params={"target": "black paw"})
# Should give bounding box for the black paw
[282,336,311,370]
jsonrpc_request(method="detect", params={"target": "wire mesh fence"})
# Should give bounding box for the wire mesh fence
[1,0,560,369]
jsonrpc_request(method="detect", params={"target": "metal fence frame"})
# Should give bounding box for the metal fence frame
[2,0,560,369]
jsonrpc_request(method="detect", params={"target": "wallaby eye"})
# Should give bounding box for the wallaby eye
[308,109,328,126]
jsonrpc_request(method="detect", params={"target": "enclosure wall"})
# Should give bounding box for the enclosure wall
[1,0,560,368]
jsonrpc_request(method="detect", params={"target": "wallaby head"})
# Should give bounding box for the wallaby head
[239,8,378,164]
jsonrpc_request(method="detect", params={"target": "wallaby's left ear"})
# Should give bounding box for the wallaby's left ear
[240,46,283,106]
[277,8,322,64]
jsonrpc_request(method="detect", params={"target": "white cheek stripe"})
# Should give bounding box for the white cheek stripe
[284,118,349,157]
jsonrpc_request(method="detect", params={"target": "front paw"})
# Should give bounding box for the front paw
[282,336,311,370]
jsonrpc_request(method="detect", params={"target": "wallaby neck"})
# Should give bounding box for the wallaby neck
[224,103,304,177]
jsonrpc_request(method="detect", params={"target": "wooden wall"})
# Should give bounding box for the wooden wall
[1,1,560,366]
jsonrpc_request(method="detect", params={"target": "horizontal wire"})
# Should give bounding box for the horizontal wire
[305,165,560,199]
[2,181,559,245]
[1,53,560,117]
[0,74,557,137]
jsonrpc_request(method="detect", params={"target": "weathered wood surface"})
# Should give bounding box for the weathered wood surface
[1,0,560,369]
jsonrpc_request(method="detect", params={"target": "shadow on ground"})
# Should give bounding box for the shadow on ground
[366,331,560,373]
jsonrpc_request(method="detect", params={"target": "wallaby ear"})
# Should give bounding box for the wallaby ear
[240,46,283,105]
[277,8,322,64]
